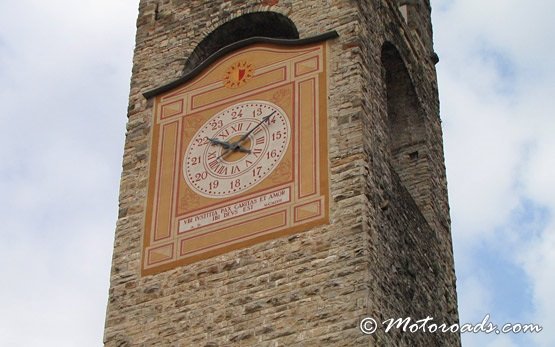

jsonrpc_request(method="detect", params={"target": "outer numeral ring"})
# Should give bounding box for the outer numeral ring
[183,100,290,198]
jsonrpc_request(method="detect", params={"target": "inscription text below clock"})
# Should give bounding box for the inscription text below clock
[184,100,290,198]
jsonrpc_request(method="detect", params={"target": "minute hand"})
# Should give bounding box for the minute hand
[236,111,275,144]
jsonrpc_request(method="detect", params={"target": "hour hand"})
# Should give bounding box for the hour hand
[209,137,250,153]
[207,137,232,148]
[235,145,251,154]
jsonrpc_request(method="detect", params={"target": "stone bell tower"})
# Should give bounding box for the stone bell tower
[104,1,460,346]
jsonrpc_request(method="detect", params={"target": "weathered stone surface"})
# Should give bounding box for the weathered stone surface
[105,1,460,346]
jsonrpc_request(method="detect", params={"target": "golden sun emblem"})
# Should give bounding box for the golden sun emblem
[223,61,254,89]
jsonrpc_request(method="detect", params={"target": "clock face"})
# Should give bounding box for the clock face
[183,101,290,198]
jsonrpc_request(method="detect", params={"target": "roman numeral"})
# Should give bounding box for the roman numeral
[218,129,230,138]
[208,160,219,170]
[252,148,262,157]
[217,165,228,175]
[231,123,244,133]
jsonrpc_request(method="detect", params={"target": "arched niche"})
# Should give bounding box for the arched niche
[381,42,431,216]
[184,12,299,73]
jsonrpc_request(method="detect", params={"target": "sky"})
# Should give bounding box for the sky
[0,0,553,346]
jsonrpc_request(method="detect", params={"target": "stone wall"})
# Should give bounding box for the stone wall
[105,1,459,346]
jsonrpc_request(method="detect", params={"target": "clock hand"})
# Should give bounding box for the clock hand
[212,111,275,161]
[216,148,232,161]
[207,137,232,149]
[237,111,275,144]
[224,111,275,155]
[207,137,250,153]
[214,144,251,162]
[233,146,251,153]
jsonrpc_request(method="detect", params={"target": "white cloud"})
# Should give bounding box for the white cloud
[518,223,555,347]
[0,0,136,346]
[433,0,555,346]
[434,0,555,70]
[457,274,493,321]
[486,335,520,347]
[442,74,524,238]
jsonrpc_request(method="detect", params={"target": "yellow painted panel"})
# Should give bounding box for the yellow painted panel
[295,56,319,76]
[161,99,184,119]
[147,243,173,265]
[190,67,286,110]
[179,211,287,256]
[294,200,321,222]
[153,122,178,241]
[298,78,316,198]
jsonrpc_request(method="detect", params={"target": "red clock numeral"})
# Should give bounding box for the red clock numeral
[230,179,241,189]
[216,165,228,175]
[195,137,209,146]
[272,131,282,141]
[266,149,278,159]
[255,137,265,145]
[209,180,219,190]
[252,166,262,177]
[231,123,244,133]
[252,148,262,157]
[218,128,230,138]
[231,165,241,175]
[208,160,219,170]
[190,156,201,166]
[194,171,208,182]
[209,119,223,130]
[231,110,243,119]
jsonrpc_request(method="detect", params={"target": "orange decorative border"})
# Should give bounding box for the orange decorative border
[141,41,331,276]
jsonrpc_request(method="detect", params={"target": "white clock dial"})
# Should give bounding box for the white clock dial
[184,100,290,198]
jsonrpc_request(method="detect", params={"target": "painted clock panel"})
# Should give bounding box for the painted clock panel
[142,40,331,275]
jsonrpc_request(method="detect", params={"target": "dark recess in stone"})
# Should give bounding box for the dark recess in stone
[184,12,299,74]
